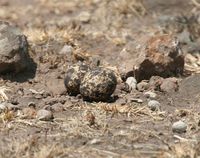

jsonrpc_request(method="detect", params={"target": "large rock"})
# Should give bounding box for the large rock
[134,34,184,81]
[0,21,29,73]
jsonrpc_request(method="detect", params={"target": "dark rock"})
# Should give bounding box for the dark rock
[80,67,117,102]
[148,100,160,111]
[0,21,30,73]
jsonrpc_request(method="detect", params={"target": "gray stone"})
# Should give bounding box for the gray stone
[148,100,160,111]
[36,109,53,121]
[0,21,30,73]
[172,120,187,133]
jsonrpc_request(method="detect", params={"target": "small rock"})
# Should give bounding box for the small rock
[125,77,137,91]
[80,67,117,101]
[137,80,149,92]
[148,100,160,111]
[160,77,178,93]
[36,109,53,121]
[64,62,90,95]
[172,120,187,133]
[134,34,184,81]
[144,91,157,99]
[0,21,30,73]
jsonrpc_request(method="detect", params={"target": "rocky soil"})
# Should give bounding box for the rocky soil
[0,0,200,158]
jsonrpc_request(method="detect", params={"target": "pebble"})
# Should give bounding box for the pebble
[172,120,187,133]
[36,109,54,121]
[144,91,157,99]
[125,77,137,91]
[148,100,160,111]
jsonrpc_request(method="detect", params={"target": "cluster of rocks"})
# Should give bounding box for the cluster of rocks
[64,62,117,102]
[64,34,184,103]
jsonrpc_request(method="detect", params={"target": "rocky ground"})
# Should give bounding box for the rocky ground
[0,0,200,157]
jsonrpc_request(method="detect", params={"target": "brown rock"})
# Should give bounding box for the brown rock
[134,34,184,81]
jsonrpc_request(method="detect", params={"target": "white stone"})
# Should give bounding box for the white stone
[126,77,137,90]
[172,120,187,133]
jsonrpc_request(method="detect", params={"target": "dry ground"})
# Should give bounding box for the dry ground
[0,0,200,158]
